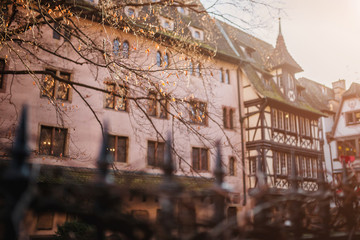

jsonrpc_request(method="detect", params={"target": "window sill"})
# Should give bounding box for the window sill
[104,107,127,113]
[346,122,360,126]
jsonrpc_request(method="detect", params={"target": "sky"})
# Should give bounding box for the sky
[202,0,360,89]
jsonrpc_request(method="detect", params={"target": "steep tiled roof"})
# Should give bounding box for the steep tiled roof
[266,22,303,72]
[215,20,273,70]
[215,21,323,116]
[298,77,335,114]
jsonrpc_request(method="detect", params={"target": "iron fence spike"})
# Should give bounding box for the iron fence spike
[97,122,113,183]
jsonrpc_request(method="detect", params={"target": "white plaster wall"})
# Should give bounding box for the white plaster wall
[0,20,246,195]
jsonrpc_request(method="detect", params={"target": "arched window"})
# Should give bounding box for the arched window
[196,63,201,76]
[219,68,224,82]
[127,8,135,18]
[122,41,129,58]
[225,70,230,84]
[229,157,236,176]
[189,61,193,75]
[113,39,120,56]
[156,51,162,67]
[164,53,169,68]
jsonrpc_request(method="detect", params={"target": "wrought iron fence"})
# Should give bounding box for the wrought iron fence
[1,106,360,240]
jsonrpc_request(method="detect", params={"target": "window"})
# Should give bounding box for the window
[105,82,127,111]
[249,157,257,175]
[0,58,5,90]
[305,119,311,136]
[122,41,129,58]
[132,210,149,221]
[127,8,135,18]
[177,7,188,15]
[196,63,201,76]
[272,108,278,129]
[53,23,61,40]
[223,107,234,129]
[148,91,157,117]
[192,147,208,171]
[164,53,169,68]
[278,111,284,130]
[306,158,312,178]
[113,39,120,56]
[337,139,357,157]
[219,68,224,83]
[288,74,295,90]
[290,114,296,132]
[189,61,194,75]
[42,69,71,100]
[225,70,230,84]
[189,100,207,125]
[156,51,162,67]
[227,207,237,223]
[346,111,360,125]
[229,157,236,176]
[300,117,305,135]
[286,153,292,175]
[147,141,165,167]
[108,135,128,163]
[39,126,67,157]
[284,113,290,131]
[37,212,54,230]
[147,91,168,119]
[194,30,201,39]
[275,152,287,176]
[312,158,317,179]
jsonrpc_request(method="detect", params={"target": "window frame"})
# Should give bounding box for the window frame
[147,91,168,119]
[156,51,162,67]
[196,63,201,77]
[223,106,234,130]
[229,156,236,176]
[53,22,61,40]
[104,82,128,112]
[38,125,68,157]
[225,69,230,84]
[108,135,128,163]
[41,68,72,101]
[192,147,209,171]
[122,41,130,58]
[249,157,257,176]
[346,111,360,125]
[189,100,207,125]
[113,39,120,56]
[147,140,165,168]
[219,68,224,83]
[164,53,169,68]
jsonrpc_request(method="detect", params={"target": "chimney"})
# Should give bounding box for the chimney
[332,79,346,102]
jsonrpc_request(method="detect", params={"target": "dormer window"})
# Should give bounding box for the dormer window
[128,8,135,17]
[245,47,255,58]
[125,6,138,18]
[194,31,200,39]
[177,7,188,15]
[159,16,174,31]
[321,86,326,94]
[189,26,204,41]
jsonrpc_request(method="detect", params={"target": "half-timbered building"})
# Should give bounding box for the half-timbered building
[218,21,325,192]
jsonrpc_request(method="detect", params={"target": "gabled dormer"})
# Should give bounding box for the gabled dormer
[267,19,303,102]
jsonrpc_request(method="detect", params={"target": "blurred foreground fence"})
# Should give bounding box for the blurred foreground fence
[1,107,360,240]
